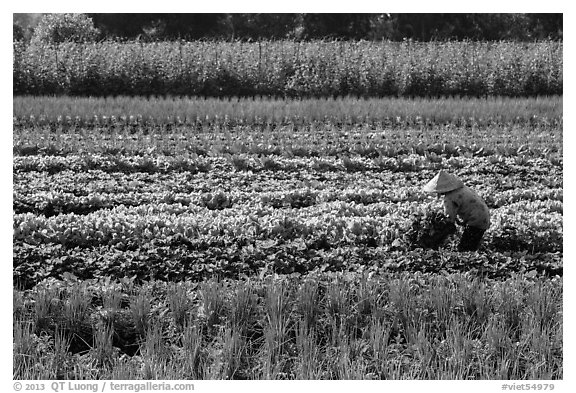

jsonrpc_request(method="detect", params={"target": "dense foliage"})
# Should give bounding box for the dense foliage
[13,41,562,97]
[405,211,456,250]
[15,13,563,42]
[29,13,99,46]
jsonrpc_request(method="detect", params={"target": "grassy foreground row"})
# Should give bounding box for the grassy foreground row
[14,272,562,379]
[13,40,562,97]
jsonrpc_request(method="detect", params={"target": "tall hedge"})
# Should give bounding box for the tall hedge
[13,40,563,97]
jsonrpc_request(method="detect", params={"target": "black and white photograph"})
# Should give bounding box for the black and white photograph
[10,4,566,390]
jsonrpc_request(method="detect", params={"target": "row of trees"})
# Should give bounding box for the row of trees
[14,13,562,43]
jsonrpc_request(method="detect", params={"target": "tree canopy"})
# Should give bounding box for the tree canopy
[14,13,563,42]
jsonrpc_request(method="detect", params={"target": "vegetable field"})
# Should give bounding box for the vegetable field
[13,95,562,380]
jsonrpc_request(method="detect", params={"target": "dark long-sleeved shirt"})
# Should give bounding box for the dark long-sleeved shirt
[443,186,490,230]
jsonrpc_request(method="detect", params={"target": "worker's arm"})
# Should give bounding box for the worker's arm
[443,197,458,224]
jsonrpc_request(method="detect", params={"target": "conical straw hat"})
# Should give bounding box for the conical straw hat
[423,171,464,193]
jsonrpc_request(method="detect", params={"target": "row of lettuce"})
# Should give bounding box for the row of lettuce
[14,186,563,216]
[14,161,561,194]
[12,153,563,175]
[14,236,563,290]
[13,132,563,160]
[16,171,560,208]
[13,197,562,252]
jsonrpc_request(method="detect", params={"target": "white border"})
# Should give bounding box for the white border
[4,3,572,391]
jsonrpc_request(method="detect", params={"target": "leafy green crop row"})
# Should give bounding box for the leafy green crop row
[14,184,562,217]
[14,235,563,290]
[13,197,562,250]
[13,40,562,97]
[14,127,563,161]
[12,153,563,177]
